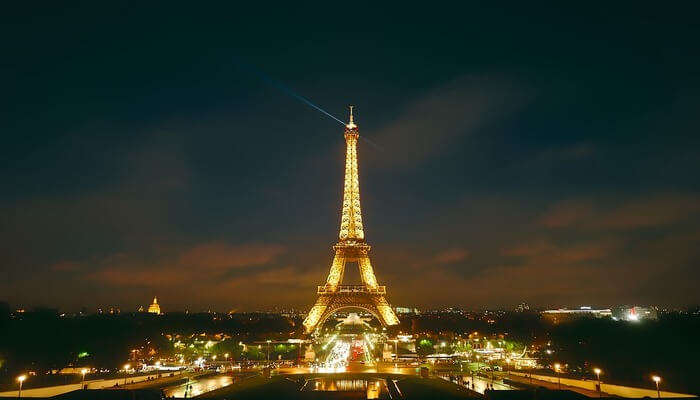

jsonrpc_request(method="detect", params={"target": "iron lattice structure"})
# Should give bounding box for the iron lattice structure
[302,107,400,334]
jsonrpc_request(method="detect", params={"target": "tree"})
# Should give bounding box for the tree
[417,339,434,357]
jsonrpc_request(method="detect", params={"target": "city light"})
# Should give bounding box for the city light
[321,340,350,372]
[652,375,662,399]
[80,368,88,389]
[17,375,26,399]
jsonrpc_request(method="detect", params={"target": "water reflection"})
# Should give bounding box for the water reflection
[302,378,389,399]
[163,375,233,398]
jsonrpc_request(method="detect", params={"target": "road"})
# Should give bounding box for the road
[278,362,421,375]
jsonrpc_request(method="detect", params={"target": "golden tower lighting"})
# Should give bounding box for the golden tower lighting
[302,106,400,334]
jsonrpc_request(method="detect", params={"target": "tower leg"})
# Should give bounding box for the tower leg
[325,252,346,289]
[358,257,379,288]
[374,296,400,326]
[303,296,330,334]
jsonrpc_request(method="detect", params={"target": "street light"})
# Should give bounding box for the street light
[652,375,661,399]
[123,364,130,385]
[17,375,27,399]
[593,368,602,397]
[266,340,271,365]
[81,369,88,389]
[554,363,562,390]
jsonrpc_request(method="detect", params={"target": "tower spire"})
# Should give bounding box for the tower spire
[339,105,364,241]
[346,105,356,129]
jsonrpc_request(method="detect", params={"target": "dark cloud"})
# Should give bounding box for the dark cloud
[434,248,470,264]
[539,194,700,230]
[365,76,530,169]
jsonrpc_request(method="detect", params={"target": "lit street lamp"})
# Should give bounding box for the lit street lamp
[123,364,130,385]
[652,375,661,399]
[266,340,271,365]
[554,363,562,390]
[391,339,398,362]
[81,369,88,389]
[593,368,602,397]
[17,375,27,399]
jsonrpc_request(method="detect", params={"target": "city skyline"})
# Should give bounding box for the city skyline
[3,3,700,312]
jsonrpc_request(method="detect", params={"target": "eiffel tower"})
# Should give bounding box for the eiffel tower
[302,106,400,334]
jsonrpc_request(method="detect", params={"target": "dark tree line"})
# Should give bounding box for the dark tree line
[402,311,700,394]
[0,303,299,389]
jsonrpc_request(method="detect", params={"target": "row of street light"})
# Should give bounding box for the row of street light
[551,365,663,399]
[14,369,89,398]
[7,360,667,399]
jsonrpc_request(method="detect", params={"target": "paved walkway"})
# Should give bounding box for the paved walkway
[0,371,184,398]
[505,373,603,398]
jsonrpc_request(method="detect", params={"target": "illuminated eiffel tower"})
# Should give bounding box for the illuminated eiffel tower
[302,106,399,334]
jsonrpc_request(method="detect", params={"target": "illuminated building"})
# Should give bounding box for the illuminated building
[541,306,611,323]
[147,296,161,314]
[612,306,658,321]
[302,107,400,333]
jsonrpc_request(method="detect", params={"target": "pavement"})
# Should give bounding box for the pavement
[0,371,184,398]
[503,373,603,397]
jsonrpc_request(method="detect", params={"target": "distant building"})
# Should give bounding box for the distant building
[541,306,611,323]
[515,302,530,312]
[148,297,161,314]
[395,307,420,314]
[612,306,658,321]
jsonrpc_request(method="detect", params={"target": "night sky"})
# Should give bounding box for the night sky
[3,3,699,312]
